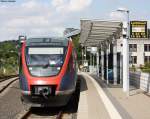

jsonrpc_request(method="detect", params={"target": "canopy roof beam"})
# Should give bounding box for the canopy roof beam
[80,19,122,46]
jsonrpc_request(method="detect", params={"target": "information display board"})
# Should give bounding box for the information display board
[130,21,148,38]
[29,47,64,54]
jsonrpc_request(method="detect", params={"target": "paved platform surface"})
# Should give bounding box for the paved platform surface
[92,74,150,119]
[77,73,111,119]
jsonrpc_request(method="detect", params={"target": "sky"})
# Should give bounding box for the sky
[0,0,150,41]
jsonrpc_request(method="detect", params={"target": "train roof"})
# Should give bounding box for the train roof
[26,37,69,46]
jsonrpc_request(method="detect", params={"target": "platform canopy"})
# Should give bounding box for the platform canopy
[80,20,123,46]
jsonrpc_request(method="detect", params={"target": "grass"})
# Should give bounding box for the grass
[141,68,150,73]
[140,62,150,73]
[130,65,136,72]
[0,66,18,78]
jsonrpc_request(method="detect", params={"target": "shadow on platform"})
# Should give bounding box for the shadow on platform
[78,74,88,92]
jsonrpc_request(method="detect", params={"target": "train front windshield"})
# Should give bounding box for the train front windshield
[26,47,67,77]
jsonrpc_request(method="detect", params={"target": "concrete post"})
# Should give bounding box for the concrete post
[106,44,109,84]
[123,37,129,92]
[96,49,100,77]
[113,39,117,85]
[101,45,104,80]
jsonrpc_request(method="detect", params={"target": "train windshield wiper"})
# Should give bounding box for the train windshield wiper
[42,63,59,68]
[42,63,49,68]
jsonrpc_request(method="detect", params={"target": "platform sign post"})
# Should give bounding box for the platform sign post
[117,9,130,96]
[130,21,148,38]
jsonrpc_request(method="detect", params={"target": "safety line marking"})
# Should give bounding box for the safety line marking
[82,72,122,119]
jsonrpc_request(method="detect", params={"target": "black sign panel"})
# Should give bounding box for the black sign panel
[130,21,148,38]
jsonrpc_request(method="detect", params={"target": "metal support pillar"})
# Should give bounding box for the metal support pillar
[90,53,92,66]
[82,47,83,65]
[116,9,130,95]
[113,39,117,85]
[120,52,123,84]
[96,49,100,77]
[84,46,87,61]
[101,45,104,80]
[93,54,94,67]
[106,44,109,84]
[123,37,129,92]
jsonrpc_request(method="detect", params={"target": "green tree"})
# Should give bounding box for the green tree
[71,34,82,60]
[0,40,18,76]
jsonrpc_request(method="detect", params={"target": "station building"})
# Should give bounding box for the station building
[117,38,150,68]
[117,21,150,68]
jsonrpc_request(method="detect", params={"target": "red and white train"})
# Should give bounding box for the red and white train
[18,36,78,107]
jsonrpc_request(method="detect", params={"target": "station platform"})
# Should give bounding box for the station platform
[77,72,110,119]
[78,72,150,119]
[92,75,150,119]
[77,72,121,119]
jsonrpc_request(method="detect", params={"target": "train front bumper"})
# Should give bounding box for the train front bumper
[21,89,74,107]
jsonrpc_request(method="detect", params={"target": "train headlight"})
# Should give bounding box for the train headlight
[36,80,45,85]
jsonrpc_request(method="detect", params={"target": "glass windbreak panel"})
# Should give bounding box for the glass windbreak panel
[26,47,67,77]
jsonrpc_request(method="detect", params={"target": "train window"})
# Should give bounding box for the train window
[25,46,67,77]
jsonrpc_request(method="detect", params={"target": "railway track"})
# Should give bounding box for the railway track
[18,90,79,119]
[20,107,77,119]
[18,92,79,119]
[0,75,18,93]
[0,75,18,83]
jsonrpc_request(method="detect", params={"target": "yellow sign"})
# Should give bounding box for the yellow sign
[130,21,148,38]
